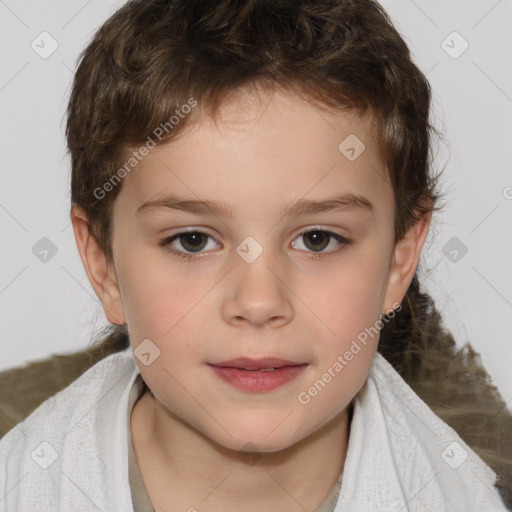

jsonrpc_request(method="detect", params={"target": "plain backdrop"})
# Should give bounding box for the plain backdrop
[0,0,511,409]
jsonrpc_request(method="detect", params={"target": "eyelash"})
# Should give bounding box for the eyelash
[159,228,350,262]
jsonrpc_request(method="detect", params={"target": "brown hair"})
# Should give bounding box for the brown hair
[66,0,512,505]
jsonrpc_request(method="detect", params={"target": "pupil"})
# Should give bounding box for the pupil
[182,232,206,251]
[305,231,328,251]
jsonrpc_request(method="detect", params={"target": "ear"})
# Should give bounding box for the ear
[70,205,126,325]
[381,210,432,316]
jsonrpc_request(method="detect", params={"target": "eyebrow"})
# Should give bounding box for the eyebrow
[136,192,375,219]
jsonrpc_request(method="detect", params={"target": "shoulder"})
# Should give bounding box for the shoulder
[0,343,128,438]
[0,347,137,511]
[1,347,134,439]
[361,352,507,509]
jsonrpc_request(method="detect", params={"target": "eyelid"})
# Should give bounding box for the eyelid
[158,227,220,259]
[160,224,347,240]
[292,227,349,259]
[159,225,350,261]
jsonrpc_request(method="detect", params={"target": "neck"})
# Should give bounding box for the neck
[131,390,351,512]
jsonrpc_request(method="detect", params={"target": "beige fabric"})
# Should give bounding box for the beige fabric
[127,374,343,511]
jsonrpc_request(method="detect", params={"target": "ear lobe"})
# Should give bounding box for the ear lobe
[70,205,126,325]
[382,211,432,315]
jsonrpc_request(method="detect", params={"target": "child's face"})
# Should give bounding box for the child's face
[92,89,424,452]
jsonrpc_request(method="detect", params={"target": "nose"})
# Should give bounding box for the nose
[221,256,294,329]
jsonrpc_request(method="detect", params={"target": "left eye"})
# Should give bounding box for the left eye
[159,228,348,260]
[291,229,348,255]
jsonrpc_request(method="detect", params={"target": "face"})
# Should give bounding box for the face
[99,88,410,453]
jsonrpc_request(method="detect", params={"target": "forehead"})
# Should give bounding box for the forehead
[114,89,393,222]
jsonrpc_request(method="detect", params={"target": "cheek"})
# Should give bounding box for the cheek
[297,345,375,426]
[303,255,388,342]
[118,249,202,337]
[295,273,381,421]
[119,258,216,386]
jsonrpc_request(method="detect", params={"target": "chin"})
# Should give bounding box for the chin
[200,416,308,455]
[221,432,301,456]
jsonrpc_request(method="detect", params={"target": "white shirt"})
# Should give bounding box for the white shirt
[0,346,507,511]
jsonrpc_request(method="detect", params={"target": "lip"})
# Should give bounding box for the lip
[208,357,305,370]
[207,358,308,392]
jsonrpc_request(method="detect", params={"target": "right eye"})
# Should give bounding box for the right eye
[159,229,220,260]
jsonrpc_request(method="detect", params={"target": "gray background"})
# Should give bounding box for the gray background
[1,0,511,409]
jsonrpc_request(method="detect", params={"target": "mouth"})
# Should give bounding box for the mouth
[207,357,306,371]
[207,357,308,392]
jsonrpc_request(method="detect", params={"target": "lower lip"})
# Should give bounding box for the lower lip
[208,364,308,392]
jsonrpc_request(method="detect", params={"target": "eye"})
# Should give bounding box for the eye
[159,227,349,262]
[291,228,349,259]
[159,229,219,261]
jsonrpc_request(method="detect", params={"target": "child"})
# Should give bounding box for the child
[1,0,510,510]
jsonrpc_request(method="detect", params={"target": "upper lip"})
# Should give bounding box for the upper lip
[208,357,306,370]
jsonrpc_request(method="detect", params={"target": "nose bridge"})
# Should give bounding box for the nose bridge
[222,238,293,327]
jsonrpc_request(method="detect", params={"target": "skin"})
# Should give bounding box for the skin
[71,87,431,511]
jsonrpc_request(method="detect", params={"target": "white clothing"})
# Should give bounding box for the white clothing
[0,347,508,511]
